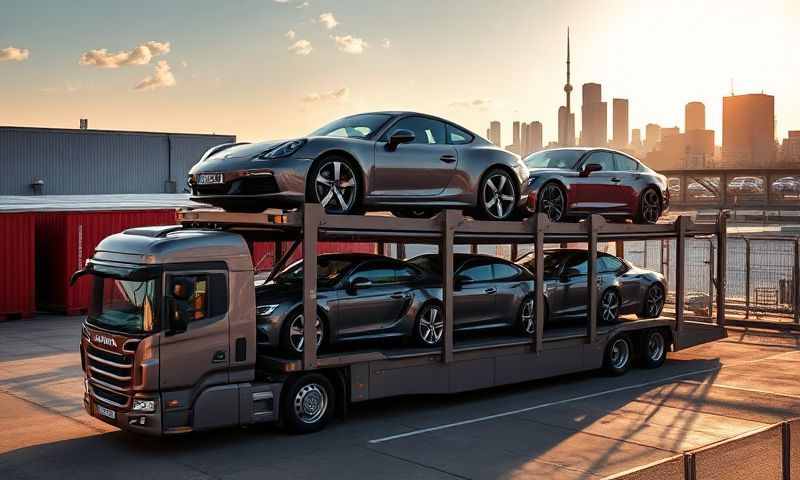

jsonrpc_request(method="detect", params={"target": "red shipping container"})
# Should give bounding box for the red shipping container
[0,213,36,320]
[36,210,177,315]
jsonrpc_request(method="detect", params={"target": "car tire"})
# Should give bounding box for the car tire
[516,295,544,336]
[414,302,444,347]
[603,335,633,376]
[598,288,621,324]
[477,168,518,221]
[280,309,325,357]
[537,182,567,222]
[638,283,665,319]
[281,373,335,434]
[635,188,662,224]
[307,156,363,215]
[639,329,668,369]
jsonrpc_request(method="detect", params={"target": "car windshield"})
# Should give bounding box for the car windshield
[87,276,158,334]
[275,257,357,287]
[523,150,583,169]
[309,114,392,139]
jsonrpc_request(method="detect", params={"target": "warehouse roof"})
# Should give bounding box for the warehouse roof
[0,125,234,138]
[0,194,209,212]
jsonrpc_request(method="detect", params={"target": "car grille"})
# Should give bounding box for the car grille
[86,344,134,408]
[193,177,279,196]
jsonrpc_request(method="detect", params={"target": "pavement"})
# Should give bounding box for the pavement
[1,315,800,479]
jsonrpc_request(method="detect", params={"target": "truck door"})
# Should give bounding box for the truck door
[159,269,230,391]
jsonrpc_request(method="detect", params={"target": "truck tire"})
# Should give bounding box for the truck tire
[639,329,668,369]
[281,373,335,434]
[603,335,633,376]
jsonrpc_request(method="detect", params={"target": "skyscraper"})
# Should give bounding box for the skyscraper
[557,29,575,147]
[528,121,543,154]
[487,121,501,146]
[512,121,521,148]
[612,98,629,148]
[520,122,529,157]
[685,102,705,132]
[581,82,607,146]
[631,128,642,148]
[722,93,775,167]
[645,123,661,152]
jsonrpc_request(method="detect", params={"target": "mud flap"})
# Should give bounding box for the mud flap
[674,321,726,351]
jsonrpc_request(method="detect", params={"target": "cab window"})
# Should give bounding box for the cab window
[170,275,209,322]
[383,116,446,145]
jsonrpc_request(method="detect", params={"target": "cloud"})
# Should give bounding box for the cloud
[302,87,349,103]
[333,35,367,54]
[0,46,30,62]
[449,99,492,111]
[319,12,338,29]
[80,41,170,68]
[41,84,79,94]
[134,60,176,91]
[288,39,312,55]
[273,0,290,3]
[296,1,309,8]
[381,38,391,49]
[285,29,296,40]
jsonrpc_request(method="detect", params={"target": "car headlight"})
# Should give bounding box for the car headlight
[256,304,280,316]
[133,399,156,413]
[261,140,307,159]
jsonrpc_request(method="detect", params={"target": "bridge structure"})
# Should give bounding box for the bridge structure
[661,168,800,211]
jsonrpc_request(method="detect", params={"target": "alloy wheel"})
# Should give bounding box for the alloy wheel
[645,284,665,317]
[609,338,631,370]
[288,314,323,353]
[600,290,620,323]
[482,173,516,219]
[646,331,666,363]
[539,184,565,222]
[293,383,328,424]
[315,161,357,213]
[641,189,661,224]
[418,305,444,345]
[520,298,536,334]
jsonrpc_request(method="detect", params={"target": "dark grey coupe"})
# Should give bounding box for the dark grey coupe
[515,249,666,323]
[255,253,537,355]
[189,112,531,220]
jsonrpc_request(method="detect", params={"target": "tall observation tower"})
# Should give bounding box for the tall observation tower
[558,28,575,146]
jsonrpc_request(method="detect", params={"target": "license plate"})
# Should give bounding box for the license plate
[96,404,116,420]
[197,173,224,185]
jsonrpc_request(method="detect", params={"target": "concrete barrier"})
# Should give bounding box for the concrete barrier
[691,424,783,480]
[603,454,685,479]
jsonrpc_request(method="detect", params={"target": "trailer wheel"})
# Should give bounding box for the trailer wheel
[639,329,667,369]
[603,335,633,376]
[281,373,335,434]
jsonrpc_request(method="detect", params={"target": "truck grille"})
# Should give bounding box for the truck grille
[86,344,134,408]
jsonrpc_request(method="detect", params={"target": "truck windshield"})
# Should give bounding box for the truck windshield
[88,276,158,334]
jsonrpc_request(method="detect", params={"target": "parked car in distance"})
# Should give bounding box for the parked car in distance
[515,249,666,323]
[727,176,763,194]
[772,176,800,194]
[521,148,669,224]
[189,112,531,220]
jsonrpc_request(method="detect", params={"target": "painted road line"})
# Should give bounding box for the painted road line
[368,348,797,444]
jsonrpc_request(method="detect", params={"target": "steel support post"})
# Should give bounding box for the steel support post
[302,204,322,370]
[274,240,283,266]
[441,209,458,363]
[376,241,385,256]
[745,239,751,318]
[708,240,715,320]
[794,239,800,324]
[470,243,478,254]
[675,216,687,332]
[397,242,406,260]
[716,211,728,327]
[587,215,599,344]
[534,214,546,353]
[510,243,518,262]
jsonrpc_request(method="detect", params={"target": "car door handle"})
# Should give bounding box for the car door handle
[484,288,497,294]
[440,154,456,163]
[390,292,407,299]
[611,177,622,183]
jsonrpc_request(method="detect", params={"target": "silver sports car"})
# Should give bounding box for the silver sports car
[188,112,531,220]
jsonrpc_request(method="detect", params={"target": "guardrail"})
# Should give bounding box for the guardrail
[606,417,798,479]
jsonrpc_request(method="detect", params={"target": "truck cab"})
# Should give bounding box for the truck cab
[77,225,282,434]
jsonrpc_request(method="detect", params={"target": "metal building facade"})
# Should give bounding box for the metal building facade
[0,126,235,195]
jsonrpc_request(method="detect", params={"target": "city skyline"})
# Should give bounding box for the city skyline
[1,0,799,145]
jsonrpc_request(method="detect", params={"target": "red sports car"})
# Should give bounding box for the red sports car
[522,148,669,224]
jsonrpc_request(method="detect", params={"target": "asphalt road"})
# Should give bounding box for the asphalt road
[1,315,799,479]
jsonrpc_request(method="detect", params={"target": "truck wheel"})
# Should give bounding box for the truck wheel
[639,329,668,369]
[281,373,335,434]
[603,335,633,376]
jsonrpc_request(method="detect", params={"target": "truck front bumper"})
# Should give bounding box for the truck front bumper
[84,389,163,436]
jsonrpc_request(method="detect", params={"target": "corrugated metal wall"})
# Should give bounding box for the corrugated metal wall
[0,127,235,195]
[0,213,36,319]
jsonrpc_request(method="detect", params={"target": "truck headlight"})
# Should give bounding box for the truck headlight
[133,399,156,413]
[257,304,280,316]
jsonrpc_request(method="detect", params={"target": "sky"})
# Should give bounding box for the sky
[2,0,799,146]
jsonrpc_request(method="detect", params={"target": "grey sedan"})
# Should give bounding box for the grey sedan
[189,112,531,220]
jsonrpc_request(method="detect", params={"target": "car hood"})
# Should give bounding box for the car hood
[255,281,303,304]
[189,138,301,174]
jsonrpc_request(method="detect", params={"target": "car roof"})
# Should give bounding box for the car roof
[410,252,513,267]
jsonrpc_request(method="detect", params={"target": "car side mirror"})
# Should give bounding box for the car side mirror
[386,129,415,151]
[166,297,189,335]
[580,163,602,177]
[348,276,372,293]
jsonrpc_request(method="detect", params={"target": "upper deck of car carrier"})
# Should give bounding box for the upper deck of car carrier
[175,205,728,394]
